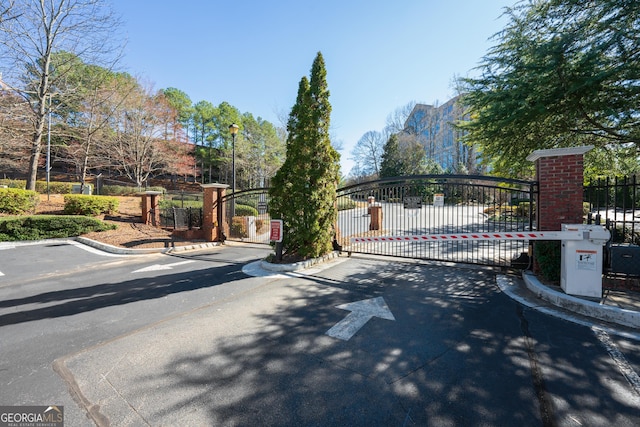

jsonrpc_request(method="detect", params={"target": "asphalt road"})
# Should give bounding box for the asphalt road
[1,240,639,426]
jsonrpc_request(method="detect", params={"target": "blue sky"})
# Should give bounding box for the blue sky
[109,0,516,175]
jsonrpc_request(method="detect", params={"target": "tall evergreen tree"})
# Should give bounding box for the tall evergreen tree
[379,134,403,178]
[380,133,432,177]
[269,52,340,260]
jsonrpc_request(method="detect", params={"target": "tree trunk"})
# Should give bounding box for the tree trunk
[26,107,46,191]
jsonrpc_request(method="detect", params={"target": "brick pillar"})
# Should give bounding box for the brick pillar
[526,146,592,274]
[140,191,162,226]
[526,146,592,231]
[369,205,383,230]
[201,183,228,242]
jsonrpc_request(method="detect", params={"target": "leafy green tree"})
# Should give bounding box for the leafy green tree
[269,52,340,260]
[241,112,285,188]
[161,87,193,139]
[459,0,640,178]
[380,133,433,178]
[192,100,217,182]
[212,101,243,186]
[379,134,403,178]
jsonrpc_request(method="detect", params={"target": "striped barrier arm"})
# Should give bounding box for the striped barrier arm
[350,231,585,243]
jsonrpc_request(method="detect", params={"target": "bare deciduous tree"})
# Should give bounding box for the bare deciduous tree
[101,85,179,188]
[384,101,417,135]
[0,90,31,173]
[0,0,122,190]
[349,130,386,177]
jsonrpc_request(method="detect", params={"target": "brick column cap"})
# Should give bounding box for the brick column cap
[526,145,593,162]
[200,183,229,189]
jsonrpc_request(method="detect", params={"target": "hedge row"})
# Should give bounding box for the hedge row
[0,215,116,241]
[101,185,165,196]
[63,195,119,216]
[0,180,166,196]
[0,179,74,194]
[0,188,39,214]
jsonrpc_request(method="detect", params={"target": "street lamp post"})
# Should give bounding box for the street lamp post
[46,94,52,201]
[229,123,239,218]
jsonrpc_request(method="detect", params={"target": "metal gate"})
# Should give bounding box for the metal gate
[336,175,537,267]
[223,175,538,267]
[222,187,272,244]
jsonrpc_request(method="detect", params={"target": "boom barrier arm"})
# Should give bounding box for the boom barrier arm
[350,231,586,243]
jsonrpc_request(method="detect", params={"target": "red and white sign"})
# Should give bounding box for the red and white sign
[270,219,283,242]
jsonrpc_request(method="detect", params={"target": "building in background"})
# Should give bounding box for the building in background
[404,96,482,174]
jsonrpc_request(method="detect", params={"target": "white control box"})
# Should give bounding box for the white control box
[560,224,610,298]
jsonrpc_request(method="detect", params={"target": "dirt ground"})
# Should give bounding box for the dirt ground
[37,194,206,249]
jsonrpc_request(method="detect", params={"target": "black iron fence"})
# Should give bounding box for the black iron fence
[584,175,640,276]
[159,207,203,230]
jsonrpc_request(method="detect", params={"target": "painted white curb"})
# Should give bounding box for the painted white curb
[522,271,640,329]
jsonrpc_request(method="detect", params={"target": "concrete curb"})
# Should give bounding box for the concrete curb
[259,251,342,272]
[74,236,221,255]
[522,271,640,329]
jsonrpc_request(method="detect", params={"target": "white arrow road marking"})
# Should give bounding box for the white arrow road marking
[0,271,4,276]
[132,260,195,273]
[326,296,395,341]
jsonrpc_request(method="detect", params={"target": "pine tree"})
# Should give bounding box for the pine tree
[269,52,340,260]
[379,134,403,178]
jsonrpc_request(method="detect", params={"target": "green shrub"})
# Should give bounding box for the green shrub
[516,202,535,218]
[337,198,357,210]
[0,179,85,194]
[611,225,640,245]
[34,181,74,194]
[64,195,119,216]
[0,215,116,241]
[534,241,561,283]
[147,186,166,194]
[101,185,137,196]
[101,184,165,196]
[234,204,259,217]
[230,216,247,238]
[0,179,26,189]
[0,188,39,214]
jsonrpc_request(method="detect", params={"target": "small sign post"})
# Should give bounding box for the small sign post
[403,196,422,209]
[270,219,284,262]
